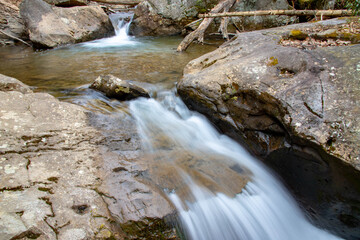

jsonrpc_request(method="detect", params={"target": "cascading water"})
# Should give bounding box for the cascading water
[83,12,137,47]
[129,91,342,240]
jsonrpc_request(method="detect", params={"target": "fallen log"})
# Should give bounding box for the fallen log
[177,0,236,52]
[199,9,352,18]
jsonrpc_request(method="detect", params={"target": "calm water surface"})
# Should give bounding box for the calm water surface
[0,36,219,99]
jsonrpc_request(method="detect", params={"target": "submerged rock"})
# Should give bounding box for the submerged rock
[0,75,176,239]
[20,0,113,48]
[177,18,360,239]
[90,74,150,100]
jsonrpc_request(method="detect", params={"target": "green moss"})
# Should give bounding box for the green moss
[340,32,360,43]
[267,56,278,66]
[115,86,130,94]
[289,30,308,40]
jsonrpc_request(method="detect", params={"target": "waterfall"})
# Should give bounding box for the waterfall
[129,91,342,240]
[109,12,134,40]
[82,12,137,47]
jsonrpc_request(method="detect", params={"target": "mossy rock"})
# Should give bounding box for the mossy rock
[289,29,308,40]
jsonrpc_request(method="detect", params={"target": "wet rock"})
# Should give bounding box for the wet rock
[0,0,27,46]
[20,0,113,48]
[0,73,32,94]
[177,18,360,239]
[90,74,150,100]
[0,75,176,239]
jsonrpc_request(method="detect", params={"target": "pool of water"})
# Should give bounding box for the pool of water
[0,35,220,99]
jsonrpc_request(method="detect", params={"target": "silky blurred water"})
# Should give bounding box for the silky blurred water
[130,91,342,240]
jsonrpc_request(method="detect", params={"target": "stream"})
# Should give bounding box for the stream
[0,13,343,240]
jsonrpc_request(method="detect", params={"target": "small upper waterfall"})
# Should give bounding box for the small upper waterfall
[82,12,137,47]
[109,12,134,40]
[129,91,342,240]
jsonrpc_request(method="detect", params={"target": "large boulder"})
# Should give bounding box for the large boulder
[230,0,296,31]
[0,74,176,239]
[20,0,114,48]
[0,0,27,46]
[129,0,294,36]
[177,18,360,239]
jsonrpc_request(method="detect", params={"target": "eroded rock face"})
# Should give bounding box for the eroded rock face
[0,74,176,239]
[0,0,27,46]
[90,74,150,100]
[20,0,113,48]
[177,18,360,239]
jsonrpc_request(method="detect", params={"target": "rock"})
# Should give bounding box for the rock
[90,74,150,100]
[177,18,360,239]
[0,73,32,94]
[0,75,176,239]
[129,0,183,36]
[43,0,88,7]
[129,0,295,37]
[230,0,296,31]
[0,0,27,46]
[20,0,113,48]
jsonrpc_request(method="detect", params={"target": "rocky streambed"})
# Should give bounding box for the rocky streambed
[1,0,360,238]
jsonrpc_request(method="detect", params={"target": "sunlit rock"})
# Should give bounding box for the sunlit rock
[90,74,150,100]
[20,0,113,48]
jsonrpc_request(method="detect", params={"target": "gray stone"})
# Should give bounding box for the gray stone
[0,73,32,94]
[20,0,113,48]
[0,75,176,239]
[0,0,27,46]
[90,74,150,100]
[231,0,296,30]
[177,18,360,238]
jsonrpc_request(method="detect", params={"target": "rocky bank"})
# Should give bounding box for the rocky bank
[0,74,176,239]
[177,18,360,239]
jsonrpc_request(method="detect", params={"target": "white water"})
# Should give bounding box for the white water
[129,91,342,240]
[82,12,137,47]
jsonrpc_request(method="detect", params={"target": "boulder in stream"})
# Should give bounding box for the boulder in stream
[20,0,114,48]
[177,18,360,239]
[0,73,176,239]
[90,74,150,100]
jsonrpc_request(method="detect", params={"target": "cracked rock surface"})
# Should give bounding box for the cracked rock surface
[0,73,176,240]
[177,18,360,239]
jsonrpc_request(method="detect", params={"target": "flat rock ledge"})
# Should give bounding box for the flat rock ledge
[0,74,176,239]
[177,18,360,239]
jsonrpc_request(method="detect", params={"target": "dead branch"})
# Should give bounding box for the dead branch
[177,0,236,52]
[199,9,352,18]
[0,30,31,47]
